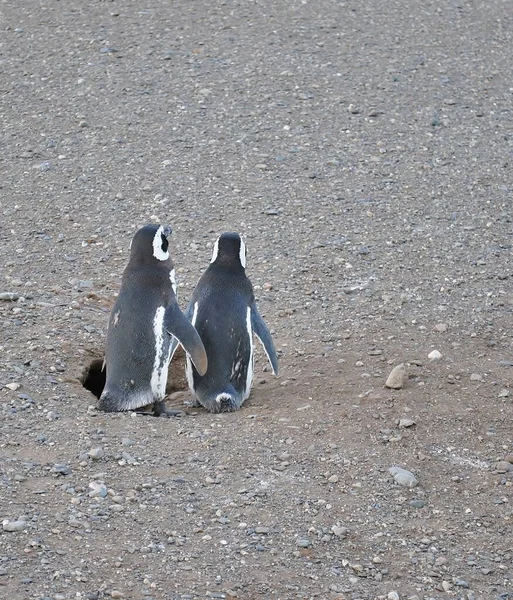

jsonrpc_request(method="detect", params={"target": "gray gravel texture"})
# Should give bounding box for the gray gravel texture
[1,1,512,599]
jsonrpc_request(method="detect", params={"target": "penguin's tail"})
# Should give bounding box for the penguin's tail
[204,386,242,413]
[98,387,154,412]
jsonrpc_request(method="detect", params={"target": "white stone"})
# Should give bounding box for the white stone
[2,519,27,532]
[389,466,419,488]
[385,364,406,389]
[428,350,442,360]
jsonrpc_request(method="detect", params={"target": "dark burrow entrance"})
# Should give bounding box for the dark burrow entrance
[80,346,189,399]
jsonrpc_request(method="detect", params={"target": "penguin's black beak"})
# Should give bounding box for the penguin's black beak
[162,225,172,238]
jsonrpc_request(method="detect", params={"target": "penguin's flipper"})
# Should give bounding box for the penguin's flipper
[164,302,208,376]
[250,303,279,375]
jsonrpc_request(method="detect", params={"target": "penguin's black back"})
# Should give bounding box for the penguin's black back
[188,262,254,409]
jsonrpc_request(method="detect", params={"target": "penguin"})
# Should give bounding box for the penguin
[98,224,208,416]
[183,232,278,413]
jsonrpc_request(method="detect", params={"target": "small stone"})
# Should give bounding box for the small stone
[389,466,419,488]
[328,474,339,483]
[0,292,20,301]
[385,364,406,389]
[504,455,513,464]
[297,538,311,548]
[470,373,483,382]
[495,461,513,473]
[88,447,105,460]
[255,526,269,534]
[398,418,415,428]
[2,519,27,532]
[110,592,124,599]
[52,464,71,476]
[5,382,21,391]
[409,499,425,509]
[428,350,442,360]
[498,388,510,397]
[434,323,448,332]
[454,579,469,588]
[331,525,348,537]
[387,592,400,600]
[89,481,108,498]
[442,581,451,592]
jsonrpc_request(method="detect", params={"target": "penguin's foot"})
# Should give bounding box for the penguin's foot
[152,401,186,418]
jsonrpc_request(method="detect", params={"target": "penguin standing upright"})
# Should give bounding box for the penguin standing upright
[184,232,278,413]
[99,224,207,416]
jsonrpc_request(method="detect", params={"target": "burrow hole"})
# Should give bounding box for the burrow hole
[80,346,189,399]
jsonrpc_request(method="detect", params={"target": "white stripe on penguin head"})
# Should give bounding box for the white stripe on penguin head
[210,237,220,263]
[239,237,246,269]
[152,225,170,261]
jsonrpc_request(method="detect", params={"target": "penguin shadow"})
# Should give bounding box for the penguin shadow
[80,346,190,413]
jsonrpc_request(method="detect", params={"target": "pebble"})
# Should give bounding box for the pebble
[434,323,448,332]
[5,382,21,391]
[255,526,270,534]
[2,519,27,532]
[52,463,71,476]
[495,461,513,473]
[399,418,415,428]
[88,447,105,460]
[297,538,311,548]
[0,292,20,301]
[470,373,483,382]
[428,350,442,360]
[409,499,425,508]
[331,525,348,537]
[454,579,469,588]
[388,593,400,600]
[385,364,406,389]
[328,474,339,483]
[89,481,108,498]
[110,592,124,599]
[389,466,419,488]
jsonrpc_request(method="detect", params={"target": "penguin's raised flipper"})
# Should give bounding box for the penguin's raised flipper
[250,303,279,375]
[164,302,208,376]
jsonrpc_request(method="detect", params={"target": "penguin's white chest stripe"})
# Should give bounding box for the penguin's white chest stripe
[150,306,167,399]
[244,306,254,399]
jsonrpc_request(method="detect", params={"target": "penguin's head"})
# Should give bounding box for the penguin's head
[130,224,173,263]
[211,232,246,269]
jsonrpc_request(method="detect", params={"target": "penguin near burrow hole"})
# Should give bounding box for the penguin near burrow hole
[98,224,207,417]
[183,232,278,413]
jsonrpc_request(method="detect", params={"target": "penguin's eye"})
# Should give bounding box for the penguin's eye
[161,234,169,253]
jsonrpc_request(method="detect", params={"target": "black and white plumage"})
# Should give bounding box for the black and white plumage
[183,232,278,413]
[98,224,207,416]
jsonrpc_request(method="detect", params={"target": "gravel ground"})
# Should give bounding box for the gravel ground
[1,1,512,599]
